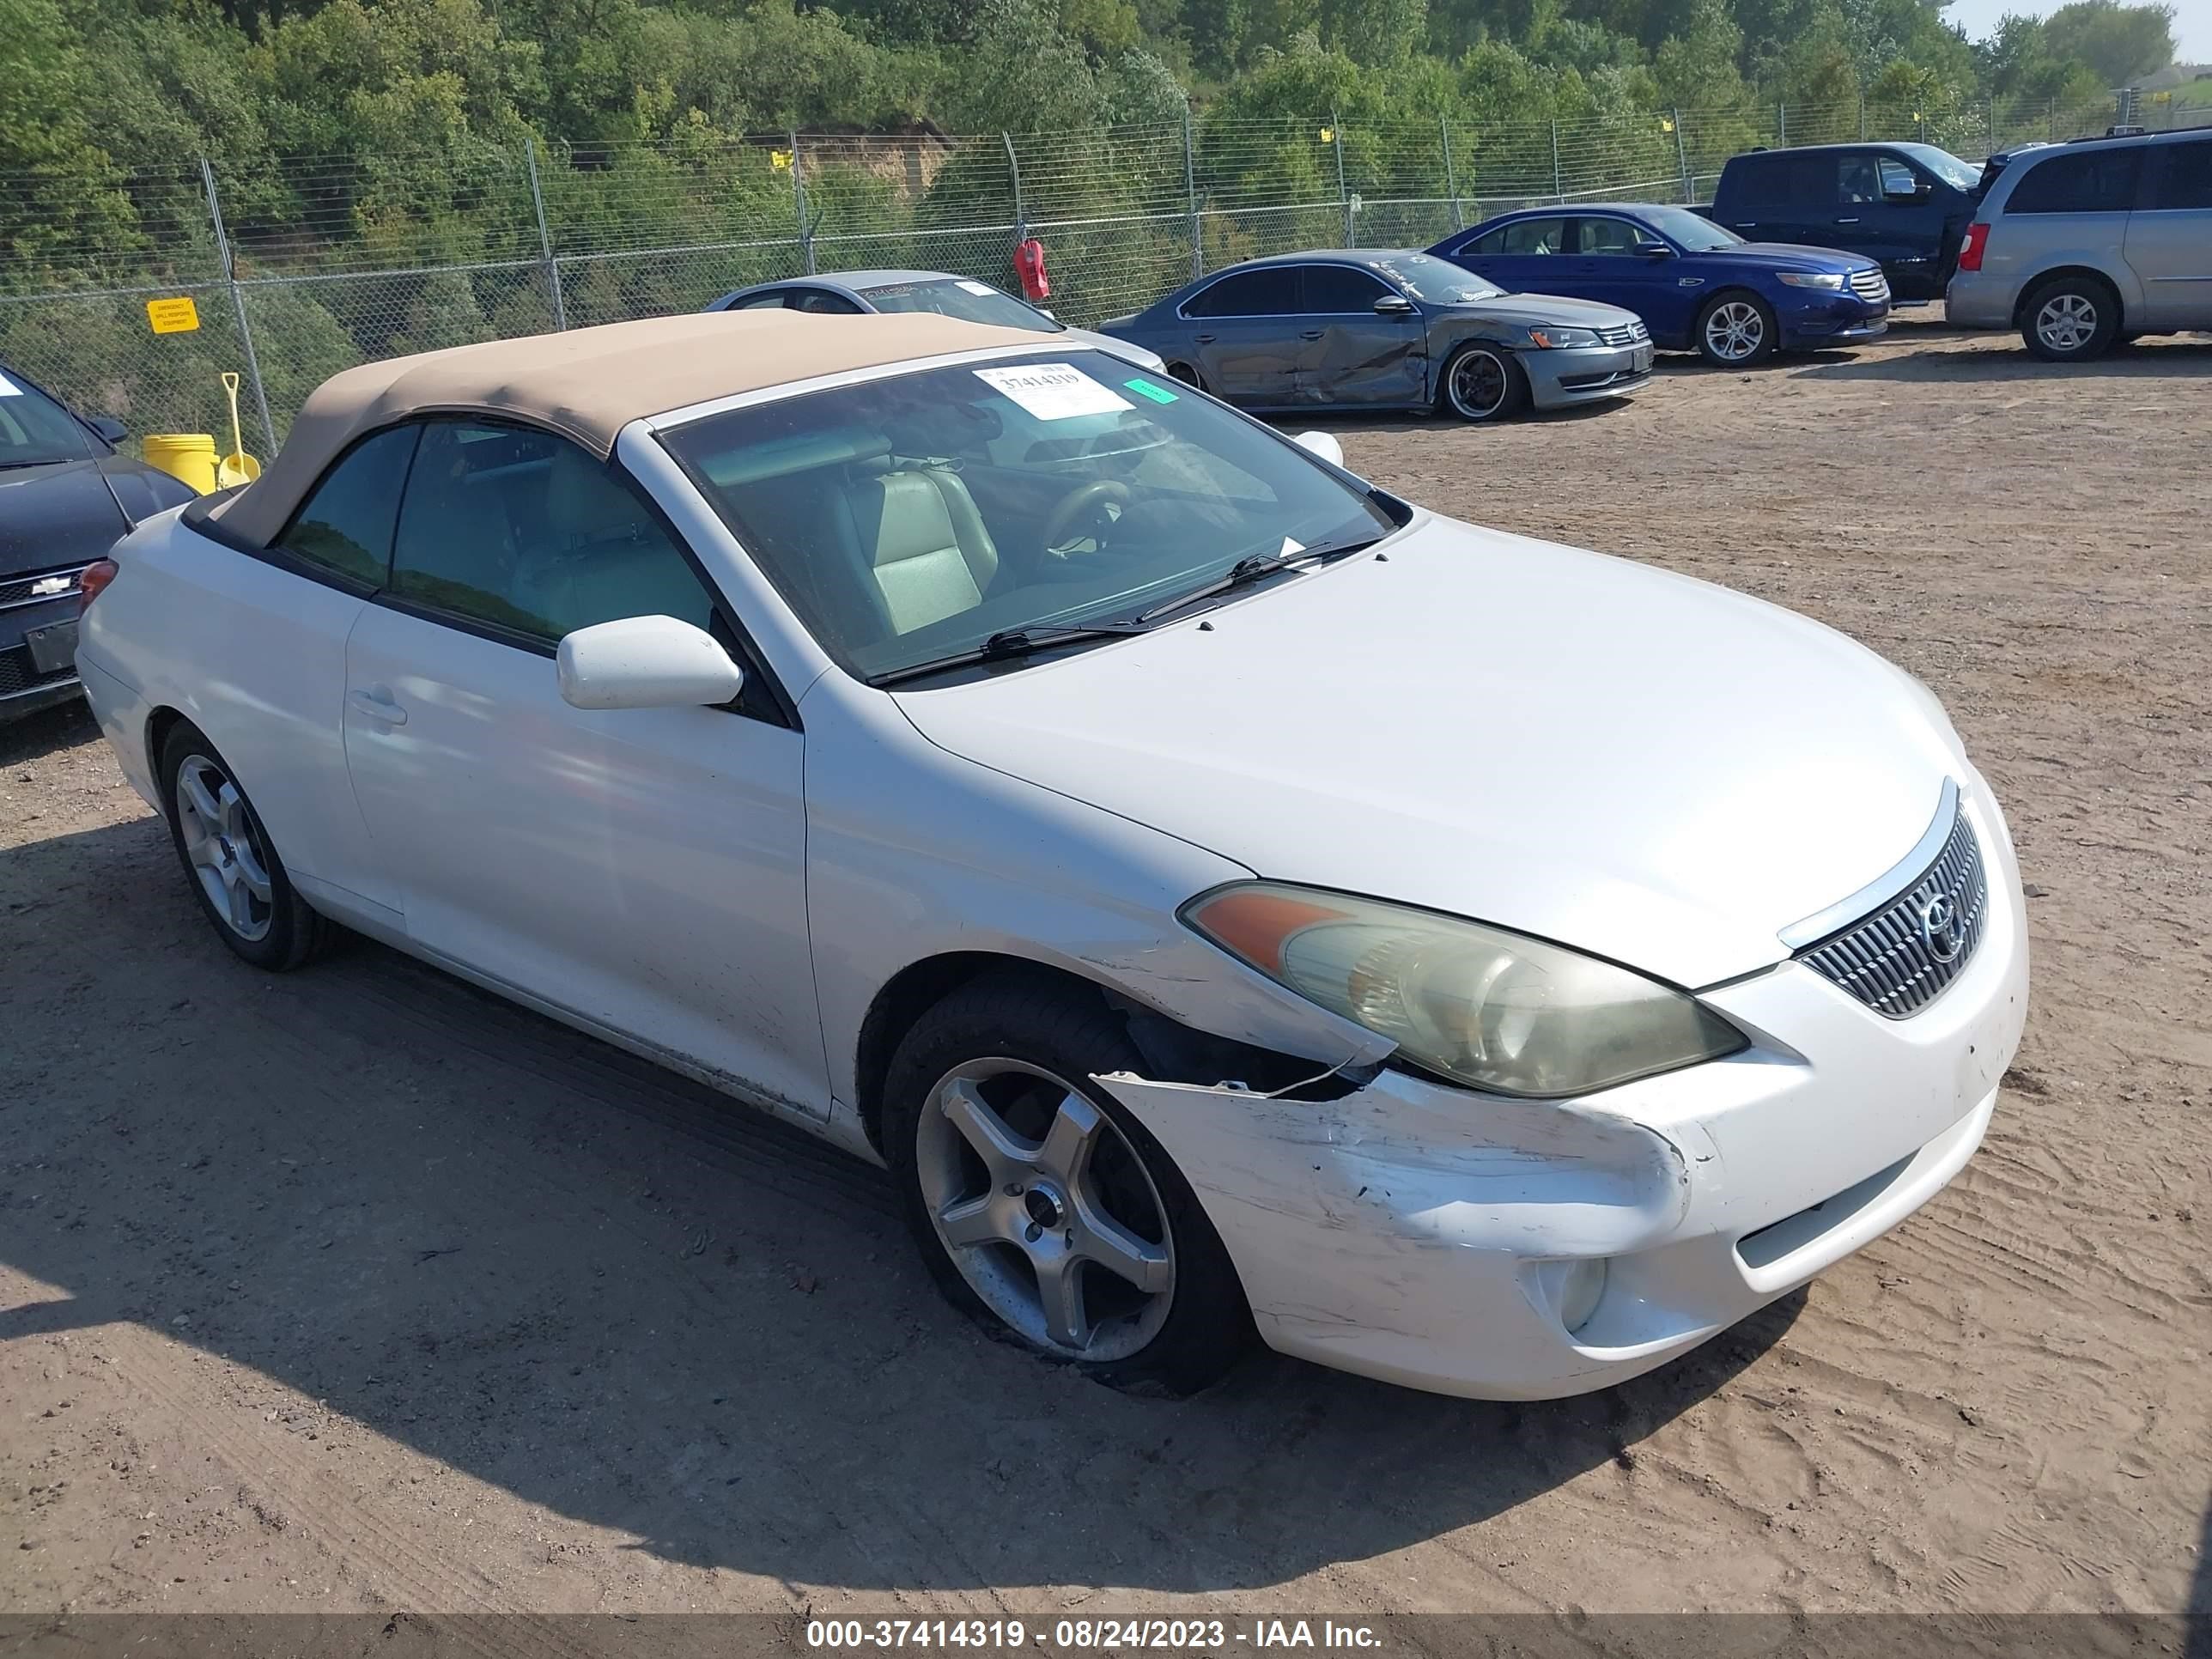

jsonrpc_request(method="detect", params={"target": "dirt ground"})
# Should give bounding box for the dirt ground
[3,317,2208,1625]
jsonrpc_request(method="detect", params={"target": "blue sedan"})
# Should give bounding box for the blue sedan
[1426,204,1891,365]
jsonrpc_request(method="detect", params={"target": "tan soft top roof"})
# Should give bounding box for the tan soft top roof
[210,308,1048,546]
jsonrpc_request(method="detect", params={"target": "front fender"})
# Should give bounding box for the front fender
[799,678,1397,1111]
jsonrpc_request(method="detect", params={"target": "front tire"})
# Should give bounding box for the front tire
[159,722,331,970]
[2021,276,2120,361]
[883,971,1255,1395]
[1696,293,1778,366]
[1437,343,1528,422]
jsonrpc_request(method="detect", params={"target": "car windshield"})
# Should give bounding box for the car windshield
[1368,252,1501,303]
[0,368,99,468]
[1636,206,1742,252]
[1898,144,1980,191]
[860,278,1060,333]
[661,349,1393,684]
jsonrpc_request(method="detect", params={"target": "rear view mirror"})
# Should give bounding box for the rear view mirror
[557,615,744,711]
[1374,295,1417,315]
[1634,241,1674,258]
[85,415,129,445]
[1292,430,1345,467]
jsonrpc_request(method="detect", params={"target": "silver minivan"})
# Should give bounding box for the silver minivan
[1948,129,2212,361]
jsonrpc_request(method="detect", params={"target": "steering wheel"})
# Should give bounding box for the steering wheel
[1041,479,1132,556]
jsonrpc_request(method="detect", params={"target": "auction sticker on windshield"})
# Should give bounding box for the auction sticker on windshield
[975,363,1133,420]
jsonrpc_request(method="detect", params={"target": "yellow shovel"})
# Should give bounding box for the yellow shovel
[216,372,261,489]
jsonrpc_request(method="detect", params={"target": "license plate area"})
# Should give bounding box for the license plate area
[25,618,79,676]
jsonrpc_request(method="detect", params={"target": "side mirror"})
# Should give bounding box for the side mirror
[1373,295,1417,315]
[1292,430,1345,467]
[1634,241,1674,258]
[557,614,744,711]
[85,415,129,445]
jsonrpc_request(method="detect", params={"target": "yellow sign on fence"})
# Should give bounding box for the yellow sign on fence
[147,296,201,335]
[771,149,793,170]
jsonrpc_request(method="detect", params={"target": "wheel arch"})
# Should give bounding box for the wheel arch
[2012,264,2126,331]
[144,705,191,806]
[852,950,1355,1158]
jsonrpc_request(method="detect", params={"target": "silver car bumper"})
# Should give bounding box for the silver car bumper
[1523,341,1653,408]
[1945,271,2014,330]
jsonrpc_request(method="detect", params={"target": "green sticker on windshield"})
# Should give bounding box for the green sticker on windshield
[1123,376,1180,404]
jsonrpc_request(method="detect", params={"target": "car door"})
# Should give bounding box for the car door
[1178,268,1301,404]
[339,417,828,1117]
[1291,263,1425,405]
[1847,154,1951,299]
[1449,216,1570,295]
[1565,215,1678,332]
[2128,137,2212,329]
[174,426,421,924]
[1718,154,1826,244]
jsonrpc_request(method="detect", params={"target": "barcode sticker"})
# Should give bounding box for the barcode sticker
[974,363,1133,421]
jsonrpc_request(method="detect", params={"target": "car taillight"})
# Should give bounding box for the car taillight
[78,558,118,612]
[1958,222,1990,274]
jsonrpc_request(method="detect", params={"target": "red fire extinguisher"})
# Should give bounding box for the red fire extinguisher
[1013,238,1050,303]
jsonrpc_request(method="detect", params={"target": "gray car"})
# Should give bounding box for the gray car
[1948,127,2212,361]
[1096,250,1651,422]
[704,269,1165,372]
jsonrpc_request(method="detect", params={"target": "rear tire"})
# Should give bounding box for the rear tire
[883,970,1255,1396]
[158,721,331,971]
[2021,275,2119,362]
[1164,362,1204,390]
[1437,343,1528,422]
[1695,293,1778,366]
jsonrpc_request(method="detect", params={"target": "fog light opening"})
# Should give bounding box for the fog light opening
[1552,1258,1608,1335]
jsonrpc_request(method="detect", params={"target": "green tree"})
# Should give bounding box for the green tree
[2039,0,2175,85]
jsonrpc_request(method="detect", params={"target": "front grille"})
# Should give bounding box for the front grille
[1849,267,1891,303]
[1798,807,1988,1018]
[0,563,88,611]
[0,644,78,698]
[1596,320,1650,347]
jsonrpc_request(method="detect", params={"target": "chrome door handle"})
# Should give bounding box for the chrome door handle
[1732,222,1758,229]
[349,687,408,726]
[1836,216,1861,224]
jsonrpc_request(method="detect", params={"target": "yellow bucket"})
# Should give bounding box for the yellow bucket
[143,433,220,495]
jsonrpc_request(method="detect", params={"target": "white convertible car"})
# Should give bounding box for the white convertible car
[76,310,2028,1400]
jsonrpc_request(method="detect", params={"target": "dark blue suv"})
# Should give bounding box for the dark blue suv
[1426,204,1890,365]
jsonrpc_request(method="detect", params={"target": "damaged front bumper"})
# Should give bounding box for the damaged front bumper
[1094,791,2029,1401]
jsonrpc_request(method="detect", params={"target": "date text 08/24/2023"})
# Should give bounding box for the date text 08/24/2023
[804,1620,1384,1650]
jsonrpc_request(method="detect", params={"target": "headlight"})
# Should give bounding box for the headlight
[1182,884,1747,1098]
[1776,271,1845,289]
[1525,325,1600,348]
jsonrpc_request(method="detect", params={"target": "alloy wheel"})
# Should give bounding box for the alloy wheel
[1446,349,1510,419]
[2035,293,2097,355]
[1704,301,1765,362]
[174,755,275,942]
[914,1058,1175,1361]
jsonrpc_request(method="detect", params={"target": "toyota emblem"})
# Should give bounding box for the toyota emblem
[1918,891,1968,963]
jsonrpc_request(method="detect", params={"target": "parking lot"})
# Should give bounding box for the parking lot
[3,316,2208,1620]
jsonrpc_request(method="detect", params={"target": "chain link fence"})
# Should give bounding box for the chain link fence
[4,88,2184,447]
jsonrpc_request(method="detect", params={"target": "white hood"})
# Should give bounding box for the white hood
[891,517,1964,988]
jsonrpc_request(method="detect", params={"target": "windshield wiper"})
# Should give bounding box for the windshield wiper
[871,619,1152,687]
[1134,533,1383,625]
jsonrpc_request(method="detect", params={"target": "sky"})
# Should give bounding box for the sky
[1939,0,2212,64]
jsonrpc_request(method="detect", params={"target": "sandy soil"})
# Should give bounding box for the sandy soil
[3,319,2208,1623]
